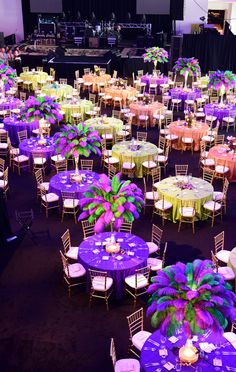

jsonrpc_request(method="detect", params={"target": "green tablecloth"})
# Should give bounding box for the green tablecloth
[20,71,48,89]
[228,247,236,275]
[156,176,213,222]
[61,100,94,122]
[41,84,73,101]
[112,140,158,178]
[85,117,123,136]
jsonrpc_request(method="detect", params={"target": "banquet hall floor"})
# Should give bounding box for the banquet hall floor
[0,112,236,372]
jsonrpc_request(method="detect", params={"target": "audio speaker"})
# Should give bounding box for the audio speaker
[170,0,184,20]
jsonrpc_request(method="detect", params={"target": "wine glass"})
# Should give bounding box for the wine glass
[175,363,182,371]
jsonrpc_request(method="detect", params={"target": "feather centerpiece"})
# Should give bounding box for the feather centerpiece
[143,47,169,64]
[20,95,63,124]
[147,259,236,338]
[173,57,201,88]
[0,60,17,90]
[78,173,144,233]
[208,70,236,102]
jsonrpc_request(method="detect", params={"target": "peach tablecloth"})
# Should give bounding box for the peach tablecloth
[82,74,111,91]
[208,145,236,182]
[169,120,209,151]
[129,101,164,126]
[104,86,138,103]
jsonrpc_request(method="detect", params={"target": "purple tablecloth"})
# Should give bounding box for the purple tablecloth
[0,97,22,111]
[141,75,168,93]
[4,118,39,145]
[141,329,236,371]
[19,137,55,170]
[204,103,236,123]
[78,232,149,299]
[170,88,201,102]
[49,170,100,200]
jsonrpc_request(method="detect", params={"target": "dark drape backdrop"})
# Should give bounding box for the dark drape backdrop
[21,0,172,38]
[182,34,236,73]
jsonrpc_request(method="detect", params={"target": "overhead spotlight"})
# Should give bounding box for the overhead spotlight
[200,16,206,22]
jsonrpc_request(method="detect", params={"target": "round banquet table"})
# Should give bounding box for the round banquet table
[129,101,164,126]
[155,176,214,222]
[85,116,123,135]
[60,99,94,122]
[169,120,209,151]
[141,329,236,372]
[3,117,39,146]
[228,247,236,274]
[19,137,55,170]
[170,88,201,103]
[141,74,168,93]
[112,140,158,178]
[208,145,236,182]
[104,86,138,103]
[41,84,73,101]
[204,103,236,124]
[78,231,149,299]
[83,73,111,91]
[20,71,48,89]
[0,97,22,111]
[49,170,100,200]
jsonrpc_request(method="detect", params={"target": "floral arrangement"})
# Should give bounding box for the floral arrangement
[173,57,201,78]
[114,78,126,88]
[208,70,236,92]
[20,95,63,124]
[175,180,194,190]
[94,65,100,76]
[147,259,236,338]
[79,173,144,233]
[227,136,236,152]
[143,47,168,66]
[0,60,17,89]
[54,123,101,158]
[184,110,195,127]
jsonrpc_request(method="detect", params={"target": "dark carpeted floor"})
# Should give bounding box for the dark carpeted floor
[0,100,236,372]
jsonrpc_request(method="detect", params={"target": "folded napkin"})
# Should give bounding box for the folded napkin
[102,256,109,261]
[92,249,100,254]
[199,342,216,353]
[163,362,175,370]
[168,336,179,344]
[115,255,123,261]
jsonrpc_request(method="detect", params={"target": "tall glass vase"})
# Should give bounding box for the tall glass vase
[153,60,158,76]
[184,71,189,89]
[74,155,79,175]
[219,86,225,105]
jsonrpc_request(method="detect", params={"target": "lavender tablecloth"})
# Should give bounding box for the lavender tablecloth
[141,75,168,93]
[204,103,236,123]
[49,170,100,200]
[0,97,22,111]
[78,232,149,299]
[19,137,55,170]
[141,329,236,372]
[4,118,39,145]
[170,88,201,102]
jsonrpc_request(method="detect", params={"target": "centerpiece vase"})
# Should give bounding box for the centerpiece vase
[74,155,79,175]
[184,71,189,89]
[153,60,158,76]
[219,85,225,105]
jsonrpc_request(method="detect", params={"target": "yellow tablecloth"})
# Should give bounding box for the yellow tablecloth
[155,176,213,222]
[41,84,73,101]
[60,100,94,122]
[20,71,48,89]
[85,117,123,135]
[112,140,158,178]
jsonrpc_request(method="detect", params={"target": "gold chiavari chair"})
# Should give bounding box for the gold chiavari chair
[59,251,86,297]
[119,221,133,233]
[214,230,230,264]
[89,269,113,311]
[34,168,49,198]
[80,159,93,171]
[213,177,229,213]
[178,201,196,234]
[211,251,235,282]
[110,338,140,372]
[40,188,60,218]
[146,223,163,256]
[81,219,96,239]
[0,167,9,198]
[136,132,147,142]
[18,130,27,143]
[125,266,150,307]
[61,191,79,223]
[143,176,159,214]
[175,164,189,176]
[147,241,167,272]
[153,195,173,226]
[126,308,151,357]
[61,229,79,261]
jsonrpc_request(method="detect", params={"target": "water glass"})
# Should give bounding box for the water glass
[175,363,182,371]
[160,336,166,344]
[199,350,205,359]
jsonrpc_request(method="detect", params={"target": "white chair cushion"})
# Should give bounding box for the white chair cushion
[196,113,205,118]
[155,200,172,210]
[42,192,59,203]
[147,242,159,254]
[0,143,8,149]
[14,155,29,162]
[142,160,156,168]
[166,134,178,141]
[172,99,181,104]
[115,358,140,372]
[145,191,159,201]
[223,332,236,345]
[32,129,40,134]
[179,207,195,217]
[201,159,215,166]
[213,191,223,201]
[10,147,19,155]
[218,266,235,280]
[182,137,193,143]
[203,200,221,211]
[102,134,113,140]
[216,250,231,264]
[132,331,152,351]
[215,165,229,174]
[185,100,194,105]
[63,198,79,208]
[33,157,46,165]
[117,130,129,137]
[103,149,112,157]
[124,112,136,118]
[38,182,49,191]
[139,115,148,121]
[147,257,162,271]
[155,155,167,163]
[160,129,169,135]
[0,171,3,178]
[92,276,113,291]
[222,117,234,123]
[67,263,86,278]
[153,114,165,120]
[125,273,148,289]
[0,180,7,188]
[114,96,122,101]
[206,115,217,122]
[150,83,157,88]
[201,151,209,158]
[0,123,4,128]
[51,154,65,162]
[104,157,119,165]
[201,135,214,142]
[65,246,79,260]
[122,162,135,169]
[153,182,160,189]
[156,148,164,155]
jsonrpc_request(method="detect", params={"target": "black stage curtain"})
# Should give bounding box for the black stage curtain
[182,34,236,73]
